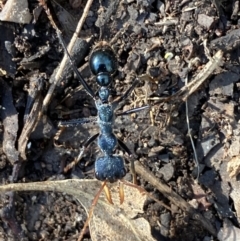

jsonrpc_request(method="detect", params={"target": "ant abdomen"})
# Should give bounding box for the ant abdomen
[95,155,126,183]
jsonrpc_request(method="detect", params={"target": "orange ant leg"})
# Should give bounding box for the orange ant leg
[120,179,171,211]
[103,182,125,205]
[120,179,145,195]
[103,184,113,204]
[119,181,125,204]
[78,181,107,241]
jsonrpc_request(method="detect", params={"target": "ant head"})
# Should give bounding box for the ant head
[89,42,117,87]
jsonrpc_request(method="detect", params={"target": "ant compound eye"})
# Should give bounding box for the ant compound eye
[89,47,117,75]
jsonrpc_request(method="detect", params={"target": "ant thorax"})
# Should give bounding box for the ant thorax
[95,100,115,123]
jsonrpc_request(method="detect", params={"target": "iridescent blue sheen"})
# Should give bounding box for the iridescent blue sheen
[94,93,125,181]
[88,44,127,182]
[96,73,111,86]
[89,48,117,76]
[98,87,110,102]
[98,133,117,155]
[96,102,113,122]
[89,42,126,182]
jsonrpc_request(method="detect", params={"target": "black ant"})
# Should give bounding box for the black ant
[40,2,149,240]
[59,39,149,193]
[58,39,149,239]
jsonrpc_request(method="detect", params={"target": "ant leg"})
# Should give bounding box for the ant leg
[117,105,149,116]
[112,79,139,107]
[117,139,137,184]
[119,181,124,204]
[103,184,113,204]
[117,139,131,156]
[54,117,97,158]
[56,31,96,98]
[64,133,99,173]
[58,116,97,127]
[78,181,107,241]
[120,179,171,211]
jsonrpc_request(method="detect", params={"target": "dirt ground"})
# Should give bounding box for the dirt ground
[0,0,240,241]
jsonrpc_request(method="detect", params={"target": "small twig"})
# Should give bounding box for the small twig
[120,179,171,211]
[170,50,223,103]
[184,75,200,181]
[77,181,107,241]
[149,50,223,112]
[134,161,217,237]
[39,0,94,112]
[18,85,43,161]
[202,39,213,61]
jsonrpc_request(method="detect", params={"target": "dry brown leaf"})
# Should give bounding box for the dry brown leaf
[227,155,240,178]
[0,0,32,24]
[0,179,156,241]
[90,183,154,241]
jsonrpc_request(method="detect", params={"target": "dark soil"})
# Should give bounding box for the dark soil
[0,0,240,241]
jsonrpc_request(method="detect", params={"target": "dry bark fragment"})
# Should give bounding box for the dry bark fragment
[0,78,19,165]
[227,155,240,178]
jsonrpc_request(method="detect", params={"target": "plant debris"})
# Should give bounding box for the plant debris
[0,0,240,241]
[0,179,155,241]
